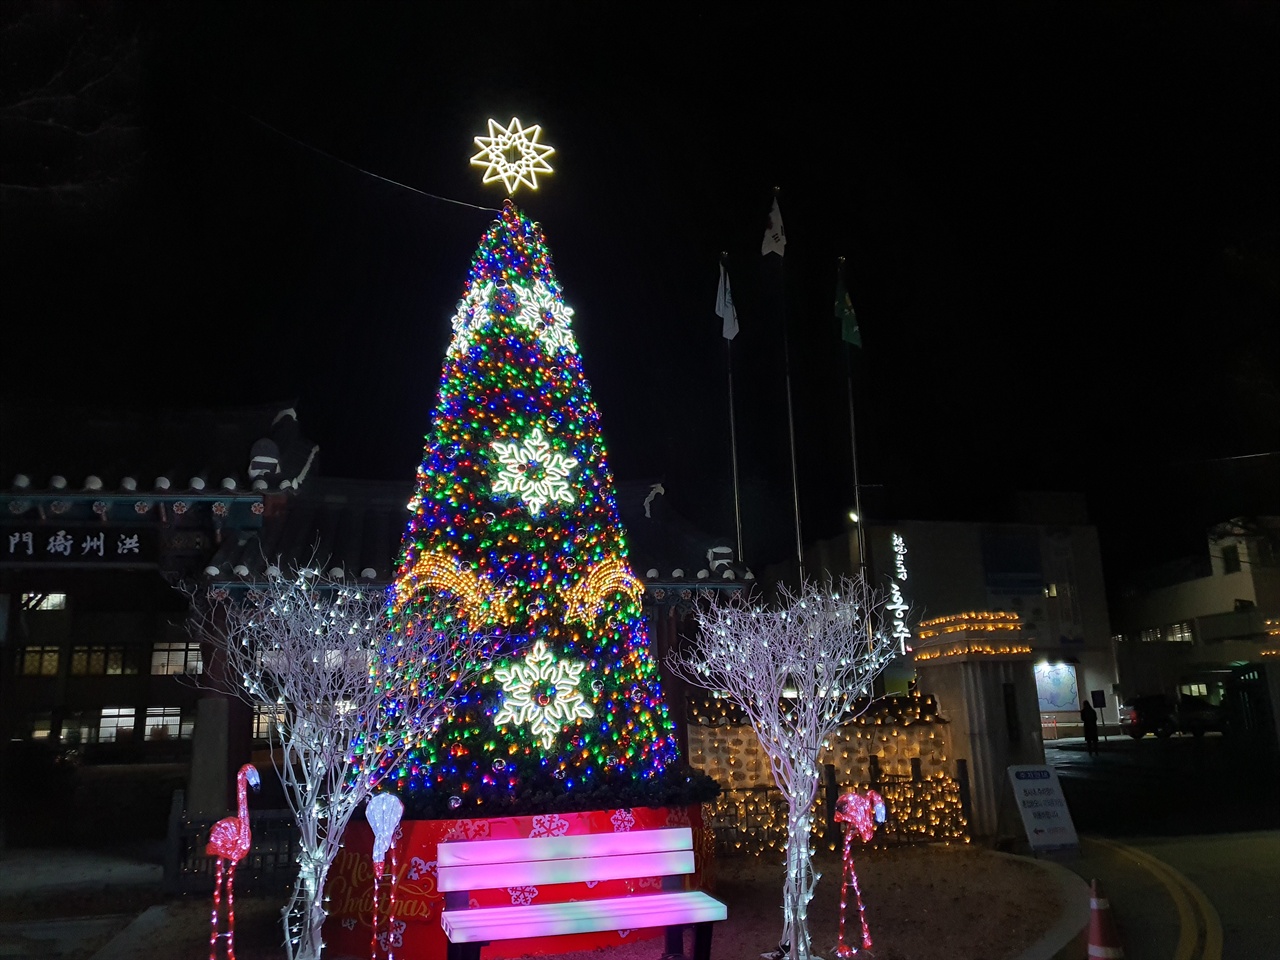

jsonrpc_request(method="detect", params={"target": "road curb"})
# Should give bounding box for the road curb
[997,851,1091,960]
[87,904,171,960]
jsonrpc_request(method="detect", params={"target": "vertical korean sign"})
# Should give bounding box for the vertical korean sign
[1008,765,1079,854]
[886,533,911,653]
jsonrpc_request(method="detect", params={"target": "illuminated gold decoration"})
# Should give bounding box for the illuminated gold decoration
[470,117,555,194]
[915,642,1033,661]
[916,610,1022,641]
[563,556,643,624]
[393,550,515,624]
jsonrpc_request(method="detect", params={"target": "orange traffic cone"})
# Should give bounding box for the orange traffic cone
[1088,878,1125,958]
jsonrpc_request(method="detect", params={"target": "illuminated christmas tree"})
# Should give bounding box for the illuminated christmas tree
[376,200,691,816]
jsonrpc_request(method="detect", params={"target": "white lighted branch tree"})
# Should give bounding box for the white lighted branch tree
[668,576,895,960]
[188,563,494,960]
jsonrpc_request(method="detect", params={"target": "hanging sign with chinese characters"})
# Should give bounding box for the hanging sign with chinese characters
[1,525,158,565]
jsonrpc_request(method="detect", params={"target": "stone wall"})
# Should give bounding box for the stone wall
[686,696,952,789]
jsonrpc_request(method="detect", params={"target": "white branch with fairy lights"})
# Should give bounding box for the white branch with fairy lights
[186,562,490,960]
[668,575,896,960]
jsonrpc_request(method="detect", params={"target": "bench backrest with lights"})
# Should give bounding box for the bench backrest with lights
[436,825,726,960]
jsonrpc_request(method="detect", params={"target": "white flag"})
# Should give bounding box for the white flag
[761,196,786,257]
[716,263,739,340]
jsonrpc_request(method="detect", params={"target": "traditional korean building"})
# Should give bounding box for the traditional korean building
[1,401,749,817]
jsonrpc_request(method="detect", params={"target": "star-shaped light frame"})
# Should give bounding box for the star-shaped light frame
[470,117,555,194]
[490,426,578,515]
[492,640,594,750]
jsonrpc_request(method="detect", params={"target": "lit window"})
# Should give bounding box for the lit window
[145,706,194,740]
[98,707,135,743]
[22,593,67,611]
[1179,683,1208,697]
[1165,622,1194,643]
[28,713,53,741]
[70,645,137,676]
[1139,628,1161,643]
[253,704,285,740]
[1111,634,1126,644]
[151,641,204,676]
[17,646,60,676]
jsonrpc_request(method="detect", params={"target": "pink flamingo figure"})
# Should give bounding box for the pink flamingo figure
[206,763,261,960]
[834,789,886,957]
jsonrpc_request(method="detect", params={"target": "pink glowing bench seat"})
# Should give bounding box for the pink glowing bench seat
[437,825,726,960]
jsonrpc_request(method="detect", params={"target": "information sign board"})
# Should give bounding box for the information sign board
[1007,764,1078,854]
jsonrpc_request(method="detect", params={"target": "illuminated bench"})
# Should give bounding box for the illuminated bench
[438,825,727,960]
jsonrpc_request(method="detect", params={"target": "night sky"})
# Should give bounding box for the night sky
[3,1,1278,584]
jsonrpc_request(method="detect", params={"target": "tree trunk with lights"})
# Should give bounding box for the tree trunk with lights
[669,575,896,960]
[187,564,487,960]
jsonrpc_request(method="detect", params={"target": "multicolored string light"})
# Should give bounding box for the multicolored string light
[367,200,678,806]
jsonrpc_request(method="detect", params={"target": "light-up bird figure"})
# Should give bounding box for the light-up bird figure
[834,789,886,957]
[206,763,261,960]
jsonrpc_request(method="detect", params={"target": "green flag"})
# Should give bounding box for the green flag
[836,271,861,347]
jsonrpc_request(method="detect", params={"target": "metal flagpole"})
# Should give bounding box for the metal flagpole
[840,257,867,574]
[722,253,745,565]
[769,189,805,583]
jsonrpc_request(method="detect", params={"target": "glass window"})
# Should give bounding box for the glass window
[1179,683,1208,697]
[22,593,67,611]
[1139,628,1161,643]
[1111,633,1126,644]
[151,641,203,676]
[28,713,53,740]
[1166,622,1194,643]
[145,706,193,740]
[1222,545,1241,574]
[18,646,60,676]
[69,645,137,676]
[253,704,285,740]
[98,707,135,744]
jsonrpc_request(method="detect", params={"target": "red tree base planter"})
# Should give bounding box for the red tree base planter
[324,805,715,960]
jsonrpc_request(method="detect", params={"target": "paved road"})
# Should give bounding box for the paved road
[1045,734,1280,960]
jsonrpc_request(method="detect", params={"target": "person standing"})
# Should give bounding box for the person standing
[1080,700,1100,756]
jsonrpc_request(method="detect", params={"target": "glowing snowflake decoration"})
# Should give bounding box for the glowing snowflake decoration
[449,281,495,356]
[493,640,594,750]
[470,117,555,194]
[513,280,578,354]
[490,426,578,515]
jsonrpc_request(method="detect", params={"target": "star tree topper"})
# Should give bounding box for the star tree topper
[493,640,594,750]
[490,426,578,515]
[471,117,555,194]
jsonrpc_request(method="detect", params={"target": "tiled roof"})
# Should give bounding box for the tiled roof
[1,400,318,496]
[206,477,410,585]
[615,480,752,586]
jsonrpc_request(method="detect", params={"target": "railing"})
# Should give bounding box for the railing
[164,789,301,896]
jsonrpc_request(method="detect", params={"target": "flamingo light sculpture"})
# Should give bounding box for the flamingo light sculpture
[206,763,261,960]
[834,789,886,957]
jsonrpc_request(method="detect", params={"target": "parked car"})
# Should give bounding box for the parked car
[1124,694,1178,739]
[1124,693,1230,738]
[1176,695,1230,737]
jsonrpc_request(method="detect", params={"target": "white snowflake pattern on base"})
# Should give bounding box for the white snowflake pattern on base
[493,640,594,749]
[507,885,539,906]
[376,919,406,950]
[513,280,578,354]
[529,814,570,838]
[610,808,635,832]
[406,857,430,881]
[341,917,357,931]
[490,427,578,515]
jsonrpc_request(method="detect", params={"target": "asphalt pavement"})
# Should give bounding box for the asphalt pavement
[1045,734,1280,960]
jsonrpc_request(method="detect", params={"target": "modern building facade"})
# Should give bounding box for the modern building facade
[1110,516,1279,741]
